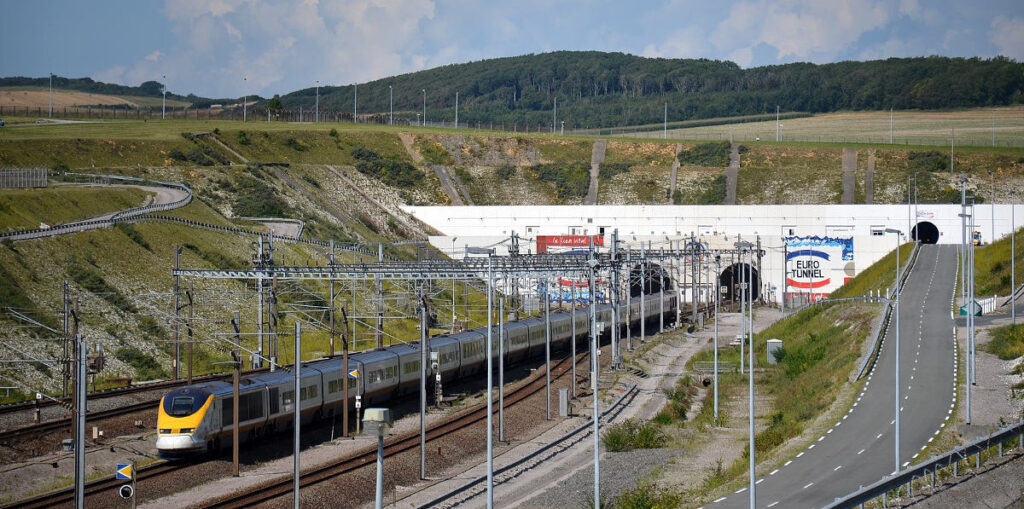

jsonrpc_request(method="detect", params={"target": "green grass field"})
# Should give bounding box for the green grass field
[0,186,150,231]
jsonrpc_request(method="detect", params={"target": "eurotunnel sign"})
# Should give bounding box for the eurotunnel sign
[785,236,854,299]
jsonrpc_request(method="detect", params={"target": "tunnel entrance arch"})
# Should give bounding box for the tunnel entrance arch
[911,221,939,244]
[629,263,673,297]
[719,263,760,303]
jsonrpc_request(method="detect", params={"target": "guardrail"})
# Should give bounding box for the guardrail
[825,418,1024,508]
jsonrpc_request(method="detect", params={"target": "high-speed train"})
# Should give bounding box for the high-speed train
[156,291,677,457]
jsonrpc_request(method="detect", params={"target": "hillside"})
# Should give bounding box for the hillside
[280,53,1024,129]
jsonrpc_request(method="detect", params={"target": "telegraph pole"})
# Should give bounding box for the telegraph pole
[173,247,181,379]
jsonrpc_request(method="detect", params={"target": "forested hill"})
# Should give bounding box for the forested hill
[285,52,1024,128]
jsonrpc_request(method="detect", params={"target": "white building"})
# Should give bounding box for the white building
[404,204,1016,304]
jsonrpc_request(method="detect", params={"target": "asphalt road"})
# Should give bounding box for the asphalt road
[710,244,959,508]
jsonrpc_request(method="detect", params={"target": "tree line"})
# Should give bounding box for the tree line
[282,52,1023,128]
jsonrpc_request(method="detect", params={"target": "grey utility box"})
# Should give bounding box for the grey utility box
[363,407,393,435]
[559,388,570,417]
[766,339,783,364]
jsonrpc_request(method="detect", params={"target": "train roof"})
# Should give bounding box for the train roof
[354,349,398,362]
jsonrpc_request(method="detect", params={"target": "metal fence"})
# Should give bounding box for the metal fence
[0,168,47,189]
[825,418,1024,508]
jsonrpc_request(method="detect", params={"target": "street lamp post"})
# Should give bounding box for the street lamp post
[162,75,167,120]
[49,73,54,118]
[1013,192,1017,325]
[243,77,248,123]
[884,228,902,472]
[315,80,319,123]
[734,239,755,509]
[455,91,459,129]
[422,89,426,127]
[389,85,393,125]
[714,255,721,425]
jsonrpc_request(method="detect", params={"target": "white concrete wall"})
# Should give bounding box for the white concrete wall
[405,203,1018,302]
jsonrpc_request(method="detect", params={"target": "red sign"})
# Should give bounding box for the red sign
[536,235,604,254]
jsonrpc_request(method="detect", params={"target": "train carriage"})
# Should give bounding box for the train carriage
[502,320,531,362]
[157,284,679,459]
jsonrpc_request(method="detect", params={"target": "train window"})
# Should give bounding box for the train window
[283,390,295,406]
[385,366,397,379]
[403,360,420,375]
[369,370,383,383]
[269,388,280,414]
[169,396,195,417]
[328,380,340,393]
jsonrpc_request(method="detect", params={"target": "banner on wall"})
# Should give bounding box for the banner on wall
[536,235,604,254]
[784,236,855,299]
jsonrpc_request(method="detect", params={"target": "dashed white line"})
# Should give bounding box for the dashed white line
[797,452,805,458]
[803,482,814,489]
[858,448,865,455]
[784,460,793,466]
[834,465,842,471]
[770,469,779,475]
[736,487,747,494]
[767,502,779,508]
[714,497,726,503]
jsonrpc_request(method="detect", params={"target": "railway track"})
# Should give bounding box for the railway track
[3,461,176,509]
[206,354,580,508]
[0,352,579,509]
[0,368,266,418]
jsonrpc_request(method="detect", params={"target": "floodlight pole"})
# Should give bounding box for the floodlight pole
[486,256,494,508]
[884,228,901,472]
[389,85,393,125]
[663,102,667,139]
[74,335,86,509]
[49,73,54,118]
[293,322,301,509]
[315,80,319,123]
[243,77,248,123]
[422,89,426,126]
[589,241,600,508]
[775,105,780,142]
[162,75,167,120]
[455,91,459,129]
[714,256,721,425]
[1013,192,1016,325]
[545,279,551,420]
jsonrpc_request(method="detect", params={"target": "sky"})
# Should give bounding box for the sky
[1,0,1022,99]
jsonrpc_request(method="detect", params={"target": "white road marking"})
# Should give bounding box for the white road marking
[858,448,865,455]
[784,460,793,466]
[767,502,779,508]
[834,465,842,471]
[818,436,825,442]
[736,487,747,494]
[797,452,805,458]
[803,482,814,489]
[770,469,779,475]
[714,497,726,503]
[756,479,764,485]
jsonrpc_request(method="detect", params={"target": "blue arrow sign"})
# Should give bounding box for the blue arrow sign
[116,463,133,480]
[348,369,358,379]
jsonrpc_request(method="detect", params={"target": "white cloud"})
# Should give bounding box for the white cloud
[92,65,127,85]
[990,16,1024,60]
[727,47,754,67]
[642,26,708,58]
[104,0,438,96]
[711,0,893,62]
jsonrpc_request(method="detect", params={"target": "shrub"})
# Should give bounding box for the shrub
[416,140,454,165]
[115,345,168,381]
[530,163,589,199]
[601,419,665,452]
[68,263,138,313]
[908,151,948,173]
[284,137,307,151]
[599,162,630,180]
[350,147,424,189]
[981,324,1024,360]
[168,149,187,161]
[213,127,221,135]
[183,244,248,270]
[116,223,151,251]
[678,141,730,167]
[237,130,251,146]
[697,175,727,205]
[454,167,473,184]
[328,128,338,137]
[231,177,292,218]
[496,165,516,180]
